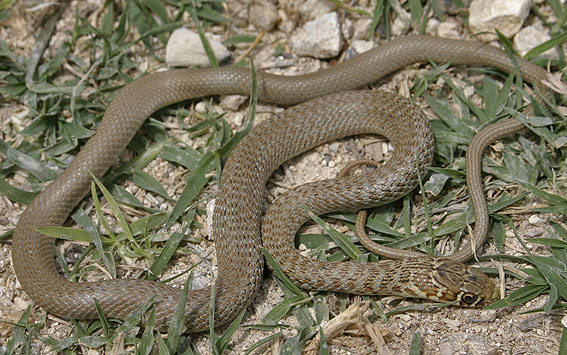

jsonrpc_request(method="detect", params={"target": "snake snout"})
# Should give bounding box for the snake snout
[432,258,499,307]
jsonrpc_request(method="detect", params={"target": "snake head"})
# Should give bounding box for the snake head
[431,258,499,307]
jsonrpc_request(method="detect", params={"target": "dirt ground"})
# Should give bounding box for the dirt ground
[0,0,565,354]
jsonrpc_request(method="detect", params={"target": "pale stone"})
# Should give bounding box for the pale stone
[290,12,343,59]
[352,18,372,40]
[351,40,375,55]
[248,1,279,31]
[13,296,30,311]
[391,11,411,36]
[277,0,298,33]
[298,0,336,20]
[437,21,461,39]
[528,214,544,225]
[219,95,248,111]
[390,1,411,36]
[468,0,532,41]
[514,24,559,59]
[195,101,208,113]
[205,199,215,240]
[165,28,231,67]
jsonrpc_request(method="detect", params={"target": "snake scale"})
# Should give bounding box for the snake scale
[12,35,554,331]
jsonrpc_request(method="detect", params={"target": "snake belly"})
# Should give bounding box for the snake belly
[12,35,551,331]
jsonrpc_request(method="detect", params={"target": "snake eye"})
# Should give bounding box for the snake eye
[461,293,479,305]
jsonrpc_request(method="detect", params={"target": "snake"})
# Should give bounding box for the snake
[12,35,556,332]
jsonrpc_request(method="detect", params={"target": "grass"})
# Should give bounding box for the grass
[1,0,567,353]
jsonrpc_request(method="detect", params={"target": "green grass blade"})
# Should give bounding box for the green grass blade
[305,207,360,260]
[94,298,110,337]
[243,332,283,355]
[167,275,192,353]
[560,326,567,355]
[0,178,36,205]
[165,152,217,228]
[215,310,246,354]
[90,174,141,249]
[262,248,305,296]
[409,332,421,355]
[73,208,116,278]
[138,305,156,355]
[0,140,59,181]
[524,31,567,60]
[132,169,170,200]
[148,213,193,280]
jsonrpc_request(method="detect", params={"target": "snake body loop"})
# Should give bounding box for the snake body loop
[13,36,551,331]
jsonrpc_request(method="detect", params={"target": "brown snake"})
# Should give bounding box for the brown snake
[12,35,557,332]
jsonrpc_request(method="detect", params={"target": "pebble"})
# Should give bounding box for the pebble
[468,0,531,41]
[514,24,559,59]
[13,296,29,311]
[390,1,411,36]
[290,12,343,59]
[439,332,494,354]
[436,21,461,39]
[228,111,244,127]
[165,28,231,67]
[195,101,209,113]
[277,0,298,33]
[392,15,411,36]
[352,18,372,40]
[190,272,210,290]
[219,95,248,111]
[298,0,336,20]
[350,40,375,55]
[205,199,215,240]
[248,1,279,31]
[344,39,374,60]
[329,142,340,153]
[528,215,544,225]
[341,17,354,40]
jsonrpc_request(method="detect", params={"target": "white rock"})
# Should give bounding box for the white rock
[190,272,210,290]
[528,214,544,225]
[205,199,215,240]
[219,95,248,111]
[232,6,249,28]
[277,0,298,33]
[195,101,208,113]
[229,111,244,127]
[341,17,354,40]
[290,12,343,59]
[426,18,440,35]
[468,0,532,41]
[353,18,372,40]
[248,1,279,31]
[390,1,411,36]
[392,14,411,36]
[165,28,231,67]
[352,40,375,54]
[437,21,461,39]
[514,24,559,59]
[13,296,30,311]
[298,0,336,20]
